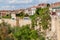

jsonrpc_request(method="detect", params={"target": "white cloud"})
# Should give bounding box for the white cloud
[0,6,16,10]
[9,0,33,4]
[39,0,48,3]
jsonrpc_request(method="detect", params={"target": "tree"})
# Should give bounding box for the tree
[29,13,38,29]
[2,14,11,19]
[16,11,25,19]
[12,25,45,40]
[24,13,29,17]
[0,22,14,40]
[47,4,50,8]
[36,7,51,30]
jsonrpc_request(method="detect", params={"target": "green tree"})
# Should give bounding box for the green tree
[16,11,25,18]
[2,14,11,19]
[12,25,45,40]
[35,7,51,30]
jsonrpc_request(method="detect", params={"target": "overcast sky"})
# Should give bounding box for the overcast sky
[0,0,60,10]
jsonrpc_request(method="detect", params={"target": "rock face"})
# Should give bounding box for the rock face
[50,8,60,40]
[56,12,60,40]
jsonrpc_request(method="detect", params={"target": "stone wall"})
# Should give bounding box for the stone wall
[0,19,31,27]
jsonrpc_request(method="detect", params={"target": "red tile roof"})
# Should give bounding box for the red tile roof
[50,2,60,8]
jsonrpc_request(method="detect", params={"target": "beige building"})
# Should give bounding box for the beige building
[24,7,36,15]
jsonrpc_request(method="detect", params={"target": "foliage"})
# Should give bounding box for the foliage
[12,25,45,40]
[16,12,25,18]
[0,5,51,40]
[30,7,51,30]
[2,14,11,19]
[24,13,29,17]
[0,22,14,40]
[47,4,50,7]
[29,13,38,29]
[0,22,45,40]
[0,20,45,40]
[36,7,51,30]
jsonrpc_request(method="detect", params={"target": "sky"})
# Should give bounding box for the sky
[0,0,60,10]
